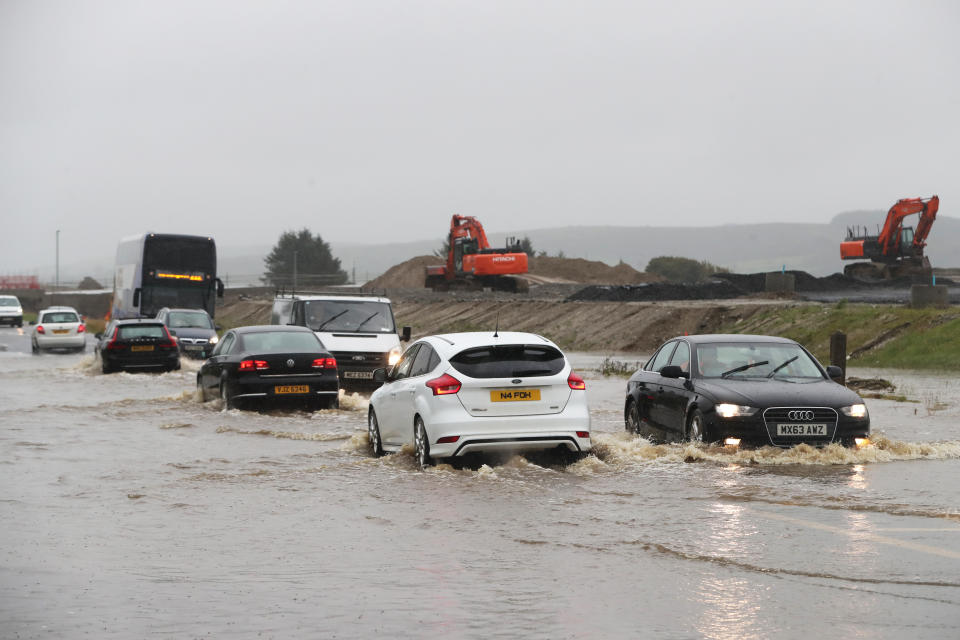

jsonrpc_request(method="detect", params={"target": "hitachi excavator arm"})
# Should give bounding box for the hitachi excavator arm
[878,195,938,255]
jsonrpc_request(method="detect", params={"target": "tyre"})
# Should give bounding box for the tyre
[625,399,641,434]
[220,379,236,410]
[196,376,205,402]
[686,408,708,443]
[101,358,114,374]
[414,416,432,470]
[31,339,39,355]
[368,410,384,457]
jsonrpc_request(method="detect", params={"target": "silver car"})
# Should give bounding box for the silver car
[32,306,87,353]
[0,295,23,327]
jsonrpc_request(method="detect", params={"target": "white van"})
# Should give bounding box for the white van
[271,293,411,391]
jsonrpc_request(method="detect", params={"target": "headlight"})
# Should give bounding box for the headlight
[841,404,868,418]
[387,345,402,366]
[716,403,759,418]
[208,335,219,344]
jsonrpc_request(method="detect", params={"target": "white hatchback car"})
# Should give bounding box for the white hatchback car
[368,331,591,469]
[32,306,87,353]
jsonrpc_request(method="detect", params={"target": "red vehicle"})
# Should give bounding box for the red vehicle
[840,195,939,279]
[425,215,529,292]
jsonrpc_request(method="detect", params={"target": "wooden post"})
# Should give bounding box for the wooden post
[830,331,847,386]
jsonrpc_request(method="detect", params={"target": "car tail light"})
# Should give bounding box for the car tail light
[106,326,125,349]
[36,325,45,334]
[426,373,461,395]
[576,431,590,439]
[239,359,269,371]
[78,324,85,333]
[158,326,177,348]
[568,371,586,390]
[312,357,337,369]
[436,435,460,444]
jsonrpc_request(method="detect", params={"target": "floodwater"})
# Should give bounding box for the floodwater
[1,330,959,639]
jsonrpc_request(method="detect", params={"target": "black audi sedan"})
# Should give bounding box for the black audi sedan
[95,318,181,373]
[624,334,870,448]
[197,325,339,410]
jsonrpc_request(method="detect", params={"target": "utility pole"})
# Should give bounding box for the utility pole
[293,250,298,293]
[55,229,60,303]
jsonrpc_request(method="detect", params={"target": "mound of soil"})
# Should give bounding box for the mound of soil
[569,279,747,302]
[366,254,662,289]
[366,255,440,289]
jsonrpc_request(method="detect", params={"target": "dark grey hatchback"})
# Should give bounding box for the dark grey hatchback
[624,334,871,448]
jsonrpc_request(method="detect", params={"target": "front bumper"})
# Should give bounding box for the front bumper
[0,313,22,325]
[423,396,592,459]
[709,410,870,447]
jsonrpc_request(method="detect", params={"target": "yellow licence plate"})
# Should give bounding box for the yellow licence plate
[131,345,154,352]
[275,385,310,395]
[53,329,69,334]
[490,389,541,402]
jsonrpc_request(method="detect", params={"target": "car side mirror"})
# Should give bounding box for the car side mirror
[826,365,843,382]
[373,368,387,382]
[401,326,411,342]
[660,365,688,379]
[215,325,222,331]
[95,332,103,339]
[29,320,37,325]
[168,329,177,337]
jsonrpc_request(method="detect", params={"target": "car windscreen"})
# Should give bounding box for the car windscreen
[449,344,566,378]
[0,296,19,306]
[696,343,823,379]
[240,331,324,354]
[167,311,214,329]
[118,325,165,339]
[42,312,79,323]
[304,300,395,333]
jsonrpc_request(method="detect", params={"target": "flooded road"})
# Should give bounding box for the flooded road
[2,329,959,639]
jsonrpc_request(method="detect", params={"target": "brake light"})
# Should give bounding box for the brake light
[239,359,269,371]
[106,326,124,349]
[36,325,45,334]
[312,357,337,369]
[78,324,85,333]
[158,326,177,348]
[426,373,461,395]
[568,371,586,390]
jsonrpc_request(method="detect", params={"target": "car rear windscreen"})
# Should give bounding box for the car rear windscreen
[42,312,79,323]
[449,344,565,378]
[118,325,165,339]
[241,332,323,353]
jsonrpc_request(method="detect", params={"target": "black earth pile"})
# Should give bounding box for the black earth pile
[567,270,955,303]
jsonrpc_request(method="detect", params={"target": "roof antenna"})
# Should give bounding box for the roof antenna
[493,312,500,338]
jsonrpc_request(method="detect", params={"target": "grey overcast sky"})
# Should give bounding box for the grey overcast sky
[1,0,958,275]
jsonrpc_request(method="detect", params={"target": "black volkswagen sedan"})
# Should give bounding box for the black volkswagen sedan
[197,325,339,410]
[624,334,870,448]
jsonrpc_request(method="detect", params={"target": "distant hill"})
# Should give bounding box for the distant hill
[49,214,960,285]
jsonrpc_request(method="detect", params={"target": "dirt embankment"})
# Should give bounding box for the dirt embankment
[365,255,662,289]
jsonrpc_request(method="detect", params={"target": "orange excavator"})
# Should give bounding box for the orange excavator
[425,215,530,292]
[840,195,939,279]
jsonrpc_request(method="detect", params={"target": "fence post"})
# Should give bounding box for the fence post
[830,331,847,386]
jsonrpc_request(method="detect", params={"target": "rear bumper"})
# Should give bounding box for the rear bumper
[103,349,179,370]
[423,398,591,458]
[36,334,86,349]
[233,373,339,401]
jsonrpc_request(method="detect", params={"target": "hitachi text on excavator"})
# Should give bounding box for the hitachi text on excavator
[425,215,530,292]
